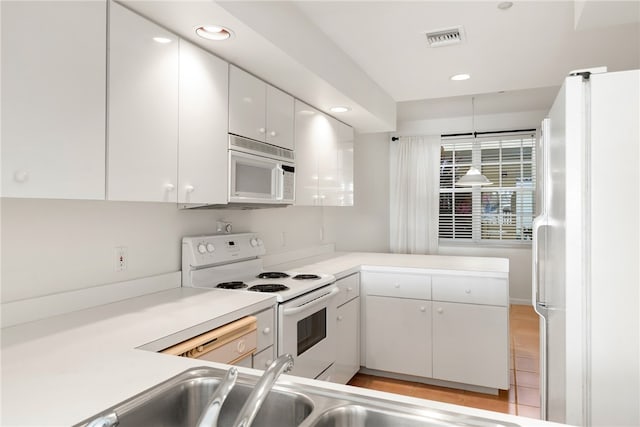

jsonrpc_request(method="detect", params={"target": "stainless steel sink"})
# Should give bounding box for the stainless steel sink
[75,367,313,427]
[308,405,520,427]
[76,366,522,427]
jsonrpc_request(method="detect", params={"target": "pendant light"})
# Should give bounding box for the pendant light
[456,96,492,186]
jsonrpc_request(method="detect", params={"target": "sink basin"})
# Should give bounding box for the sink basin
[309,405,519,427]
[78,366,521,427]
[76,367,313,427]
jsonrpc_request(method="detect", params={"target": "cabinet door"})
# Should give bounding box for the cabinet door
[432,302,509,389]
[229,65,266,142]
[266,85,294,150]
[336,121,354,206]
[365,296,432,378]
[294,100,320,205]
[333,297,360,384]
[178,40,228,206]
[108,2,179,202]
[1,1,106,199]
[316,115,339,206]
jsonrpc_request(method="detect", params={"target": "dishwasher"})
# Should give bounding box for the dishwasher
[160,316,257,368]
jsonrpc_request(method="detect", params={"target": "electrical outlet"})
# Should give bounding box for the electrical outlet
[115,246,127,272]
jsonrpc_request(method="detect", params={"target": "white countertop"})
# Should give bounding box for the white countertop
[1,253,558,427]
[268,251,510,279]
[1,287,276,426]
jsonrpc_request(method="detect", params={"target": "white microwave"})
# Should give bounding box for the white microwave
[228,135,295,205]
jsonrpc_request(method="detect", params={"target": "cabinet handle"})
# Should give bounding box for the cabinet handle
[269,130,277,137]
[265,359,272,368]
[262,327,271,335]
[347,287,353,292]
[394,283,400,288]
[437,308,444,314]
[337,315,344,321]
[13,170,29,183]
[237,339,246,353]
[165,183,175,192]
[419,306,426,312]
[185,185,195,193]
[258,127,266,134]
[465,289,471,294]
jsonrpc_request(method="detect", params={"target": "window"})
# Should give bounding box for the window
[439,132,536,243]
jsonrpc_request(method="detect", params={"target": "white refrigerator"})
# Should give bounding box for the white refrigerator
[533,69,639,426]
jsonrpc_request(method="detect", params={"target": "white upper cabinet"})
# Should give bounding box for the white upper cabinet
[229,65,294,150]
[107,2,179,202]
[178,40,229,206]
[266,85,294,150]
[1,1,107,200]
[229,65,266,143]
[294,100,354,206]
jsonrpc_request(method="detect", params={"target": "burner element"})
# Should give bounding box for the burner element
[257,272,290,279]
[293,274,321,280]
[248,284,290,293]
[216,281,247,290]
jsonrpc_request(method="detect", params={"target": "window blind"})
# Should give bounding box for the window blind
[439,132,536,243]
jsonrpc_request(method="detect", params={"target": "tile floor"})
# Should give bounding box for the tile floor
[347,304,541,419]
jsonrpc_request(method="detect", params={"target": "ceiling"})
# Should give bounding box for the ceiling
[120,1,639,132]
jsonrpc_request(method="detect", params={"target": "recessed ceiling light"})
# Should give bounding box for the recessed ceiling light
[195,25,233,41]
[152,37,172,44]
[450,73,471,81]
[497,1,513,10]
[330,106,350,113]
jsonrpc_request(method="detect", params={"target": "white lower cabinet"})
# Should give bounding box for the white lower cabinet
[365,295,432,378]
[252,346,275,371]
[432,301,509,389]
[334,297,360,384]
[252,307,276,371]
[362,270,509,391]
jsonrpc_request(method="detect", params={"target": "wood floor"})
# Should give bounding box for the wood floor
[347,304,541,419]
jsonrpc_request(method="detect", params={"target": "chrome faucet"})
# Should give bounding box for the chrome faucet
[196,367,239,427]
[231,354,294,427]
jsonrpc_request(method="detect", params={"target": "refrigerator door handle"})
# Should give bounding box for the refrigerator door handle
[532,214,549,317]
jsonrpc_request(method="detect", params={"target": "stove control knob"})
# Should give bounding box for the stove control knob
[197,243,207,254]
[206,243,215,253]
[257,238,264,246]
[250,238,259,247]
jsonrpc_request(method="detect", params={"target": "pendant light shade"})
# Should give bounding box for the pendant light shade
[456,96,492,186]
[456,166,492,186]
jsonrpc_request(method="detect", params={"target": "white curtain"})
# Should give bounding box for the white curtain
[389,135,440,254]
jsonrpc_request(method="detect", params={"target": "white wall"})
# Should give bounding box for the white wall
[324,132,390,252]
[0,199,325,303]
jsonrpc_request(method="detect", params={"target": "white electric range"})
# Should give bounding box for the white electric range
[181,233,338,380]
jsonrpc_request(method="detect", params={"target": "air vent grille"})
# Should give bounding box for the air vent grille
[425,26,465,47]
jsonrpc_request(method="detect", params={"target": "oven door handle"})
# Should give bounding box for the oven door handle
[282,287,339,316]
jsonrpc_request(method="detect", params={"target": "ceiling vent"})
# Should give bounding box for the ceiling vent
[425,26,465,47]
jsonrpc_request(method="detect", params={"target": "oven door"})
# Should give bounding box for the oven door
[278,285,339,379]
[229,150,282,203]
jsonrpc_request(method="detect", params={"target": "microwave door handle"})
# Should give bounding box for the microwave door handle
[274,165,284,200]
[282,287,339,316]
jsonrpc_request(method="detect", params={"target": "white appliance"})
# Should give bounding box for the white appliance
[182,233,338,380]
[532,68,639,426]
[228,135,295,205]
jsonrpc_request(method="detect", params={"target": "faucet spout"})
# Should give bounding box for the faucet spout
[231,354,294,427]
[196,367,238,427]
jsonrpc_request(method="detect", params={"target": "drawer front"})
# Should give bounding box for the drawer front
[362,271,430,300]
[254,308,275,352]
[199,330,257,364]
[335,273,360,307]
[252,346,275,371]
[432,276,508,306]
